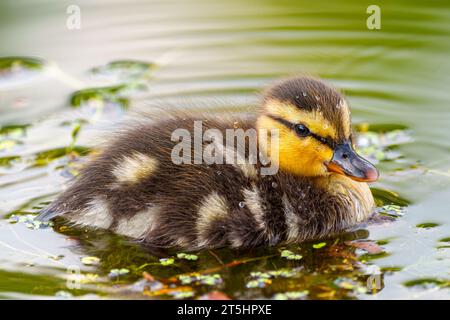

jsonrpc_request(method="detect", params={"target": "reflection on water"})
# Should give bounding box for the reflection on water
[0,0,449,299]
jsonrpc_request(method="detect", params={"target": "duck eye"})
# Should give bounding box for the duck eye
[294,124,310,137]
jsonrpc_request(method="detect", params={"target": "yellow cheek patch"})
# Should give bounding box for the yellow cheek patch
[257,115,334,177]
[278,130,333,176]
[264,100,337,140]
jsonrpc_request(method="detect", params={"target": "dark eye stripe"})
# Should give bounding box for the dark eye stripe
[266,114,294,130]
[309,132,336,149]
[266,114,336,149]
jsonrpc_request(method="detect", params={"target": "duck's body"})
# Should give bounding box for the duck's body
[39,77,378,250]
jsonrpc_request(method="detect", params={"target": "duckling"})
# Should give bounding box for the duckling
[38,76,378,250]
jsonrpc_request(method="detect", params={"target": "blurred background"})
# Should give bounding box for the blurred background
[0,0,449,299]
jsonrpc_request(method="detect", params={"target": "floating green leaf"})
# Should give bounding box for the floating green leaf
[170,291,195,299]
[356,129,412,164]
[0,139,21,151]
[377,204,406,218]
[177,253,199,261]
[246,269,299,288]
[0,56,46,88]
[159,258,175,266]
[108,268,130,279]
[33,146,89,167]
[359,251,390,262]
[246,278,271,288]
[55,290,73,299]
[0,155,21,167]
[69,85,131,110]
[333,277,368,294]
[416,222,440,229]
[380,266,403,273]
[371,188,410,207]
[280,249,303,260]
[274,291,309,300]
[81,256,100,266]
[403,278,450,289]
[90,60,154,82]
[0,56,43,72]
[376,239,391,246]
[437,237,450,248]
[0,124,29,138]
[178,273,222,286]
[313,242,327,249]
[9,214,53,229]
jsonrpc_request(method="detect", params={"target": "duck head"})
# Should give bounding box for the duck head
[256,76,379,182]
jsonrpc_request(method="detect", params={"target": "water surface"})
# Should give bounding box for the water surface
[0,0,449,299]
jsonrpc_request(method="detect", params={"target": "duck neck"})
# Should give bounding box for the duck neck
[315,173,375,223]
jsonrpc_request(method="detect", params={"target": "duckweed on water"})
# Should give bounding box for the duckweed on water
[33,146,89,167]
[370,188,410,207]
[437,237,450,249]
[0,124,29,137]
[90,60,155,82]
[70,60,155,111]
[69,85,131,110]
[159,258,175,266]
[0,56,44,72]
[416,222,440,229]
[377,204,406,219]
[356,127,413,147]
[334,278,367,293]
[403,278,450,289]
[0,155,21,168]
[280,249,303,260]
[356,129,413,164]
[177,253,199,261]
[0,139,21,151]
[178,273,222,286]
[246,269,300,289]
[170,291,195,299]
[0,125,26,152]
[8,214,53,229]
[273,291,309,300]
[359,251,390,262]
[313,242,327,249]
[108,268,130,279]
[0,123,88,174]
[246,277,271,289]
[81,256,101,266]
[3,0,450,300]
[55,290,74,299]
[0,56,46,87]
[380,266,403,273]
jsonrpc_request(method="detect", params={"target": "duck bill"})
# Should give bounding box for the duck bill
[326,142,379,182]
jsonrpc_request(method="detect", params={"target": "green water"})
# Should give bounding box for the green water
[0,0,449,299]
